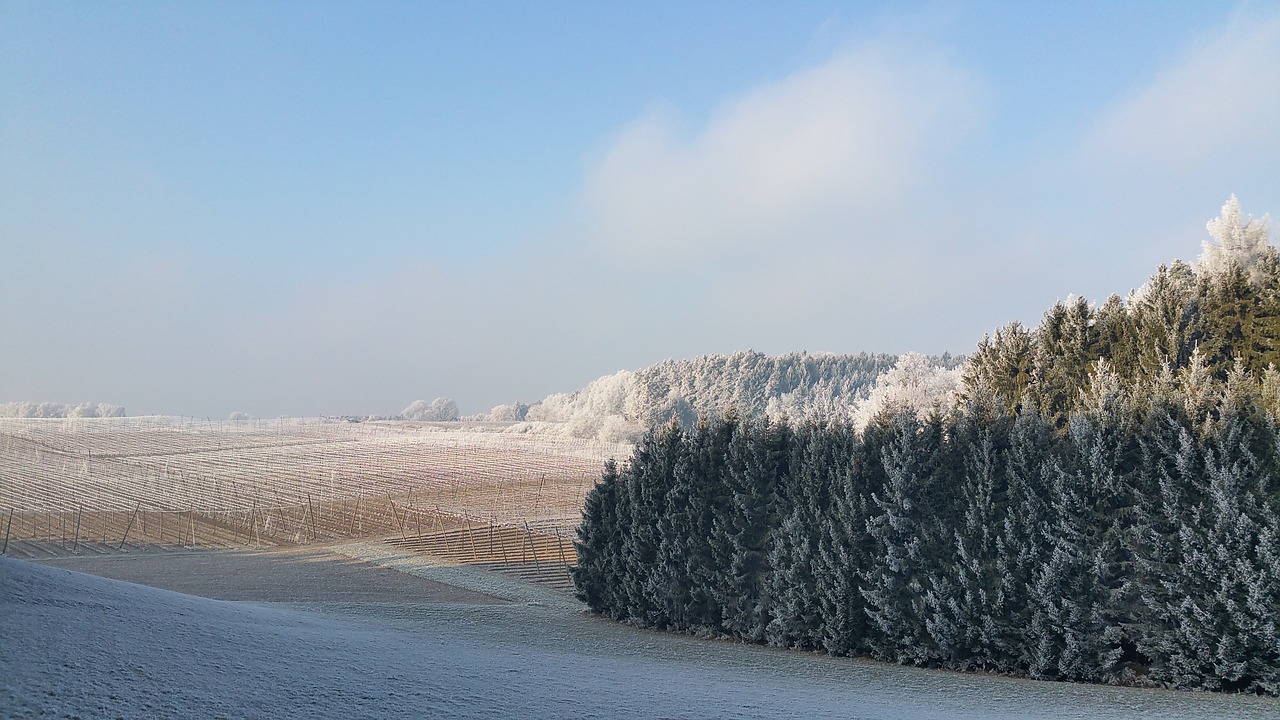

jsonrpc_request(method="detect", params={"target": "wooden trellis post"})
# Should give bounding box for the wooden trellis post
[524,521,539,569]
[118,501,141,549]
[71,506,83,553]
[1,508,12,556]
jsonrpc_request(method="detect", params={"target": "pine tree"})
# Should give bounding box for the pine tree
[814,425,876,657]
[717,418,789,641]
[1095,294,1139,384]
[1193,262,1263,380]
[1029,297,1101,429]
[931,391,1012,670]
[658,413,738,632]
[963,321,1035,413]
[1026,362,1137,681]
[993,399,1054,673]
[765,422,832,648]
[1131,261,1198,380]
[861,410,952,664]
[574,458,623,613]
[617,420,683,625]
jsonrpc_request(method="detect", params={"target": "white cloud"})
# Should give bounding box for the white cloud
[1084,12,1280,175]
[581,41,984,263]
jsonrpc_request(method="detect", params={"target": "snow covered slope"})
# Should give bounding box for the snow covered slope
[2,556,1276,719]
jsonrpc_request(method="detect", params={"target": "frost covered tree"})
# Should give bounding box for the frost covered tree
[0,401,125,418]
[852,352,961,432]
[964,322,1034,413]
[765,422,834,648]
[861,410,954,664]
[400,397,459,421]
[716,418,789,642]
[1199,195,1273,283]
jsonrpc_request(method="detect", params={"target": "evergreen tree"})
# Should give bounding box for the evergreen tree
[618,420,683,625]
[574,458,623,613]
[1026,362,1135,681]
[716,418,789,641]
[1029,297,1101,429]
[929,390,1012,670]
[861,410,952,664]
[992,399,1054,673]
[1130,261,1198,381]
[765,422,832,648]
[658,414,738,631]
[814,426,876,656]
[963,321,1035,413]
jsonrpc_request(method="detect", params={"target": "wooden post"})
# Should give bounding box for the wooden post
[555,527,569,569]
[72,506,83,553]
[118,501,141,550]
[524,521,539,569]
[1,508,12,555]
[463,513,478,561]
[347,493,362,536]
[307,494,318,540]
[388,492,406,539]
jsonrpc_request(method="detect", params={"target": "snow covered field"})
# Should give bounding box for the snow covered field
[3,544,1278,719]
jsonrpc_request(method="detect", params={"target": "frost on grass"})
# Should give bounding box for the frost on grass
[3,555,1278,720]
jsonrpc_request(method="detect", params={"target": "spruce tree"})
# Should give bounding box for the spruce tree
[765,422,831,648]
[574,458,623,613]
[932,391,1012,670]
[861,409,952,664]
[814,426,876,656]
[717,418,789,641]
[993,399,1054,673]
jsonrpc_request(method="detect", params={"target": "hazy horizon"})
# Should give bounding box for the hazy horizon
[4,1,1279,418]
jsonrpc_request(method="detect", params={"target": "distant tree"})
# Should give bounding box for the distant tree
[401,397,459,421]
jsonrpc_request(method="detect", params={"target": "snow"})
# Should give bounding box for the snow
[3,552,1278,719]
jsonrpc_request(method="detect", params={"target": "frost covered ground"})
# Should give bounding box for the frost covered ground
[3,544,1278,719]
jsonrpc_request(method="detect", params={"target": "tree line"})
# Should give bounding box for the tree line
[573,197,1280,695]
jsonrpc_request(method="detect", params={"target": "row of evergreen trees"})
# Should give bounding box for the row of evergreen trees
[573,199,1280,694]
[574,366,1280,693]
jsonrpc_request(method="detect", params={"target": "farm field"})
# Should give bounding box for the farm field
[0,416,627,562]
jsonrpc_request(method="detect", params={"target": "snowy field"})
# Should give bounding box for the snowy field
[3,544,1278,719]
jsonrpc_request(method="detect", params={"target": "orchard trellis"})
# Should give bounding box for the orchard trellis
[0,416,627,559]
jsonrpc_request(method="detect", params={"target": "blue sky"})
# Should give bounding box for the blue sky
[3,1,1279,418]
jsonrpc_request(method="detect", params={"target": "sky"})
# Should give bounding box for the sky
[3,1,1279,418]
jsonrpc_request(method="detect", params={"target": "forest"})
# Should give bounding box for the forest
[572,197,1280,695]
